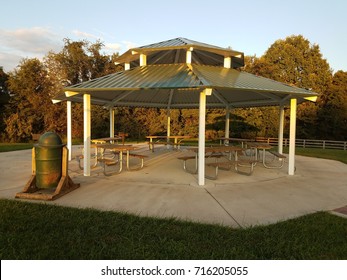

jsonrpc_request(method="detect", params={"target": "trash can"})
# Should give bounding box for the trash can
[35,132,65,189]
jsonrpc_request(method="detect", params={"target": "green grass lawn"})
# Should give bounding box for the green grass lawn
[1,199,347,260]
[282,147,347,164]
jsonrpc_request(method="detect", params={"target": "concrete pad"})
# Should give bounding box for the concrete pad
[0,144,346,228]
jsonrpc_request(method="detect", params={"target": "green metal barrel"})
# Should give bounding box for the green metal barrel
[35,132,65,189]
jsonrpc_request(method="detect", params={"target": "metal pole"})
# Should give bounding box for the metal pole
[288,98,297,175]
[109,108,114,138]
[224,107,230,145]
[278,105,284,154]
[67,101,72,161]
[198,88,212,186]
[83,94,91,176]
[198,90,207,186]
[167,110,171,138]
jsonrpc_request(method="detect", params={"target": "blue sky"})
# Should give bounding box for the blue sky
[1,0,346,73]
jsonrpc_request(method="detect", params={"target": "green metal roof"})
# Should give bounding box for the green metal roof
[136,37,232,53]
[115,37,244,68]
[55,63,318,109]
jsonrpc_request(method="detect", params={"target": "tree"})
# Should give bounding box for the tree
[45,39,123,139]
[243,35,333,138]
[4,59,57,141]
[317,71,347,140]
[2,39,125,142]
[0,67,10,139]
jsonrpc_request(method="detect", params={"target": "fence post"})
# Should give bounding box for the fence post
[323,141,325,149]
[303,139,305,148]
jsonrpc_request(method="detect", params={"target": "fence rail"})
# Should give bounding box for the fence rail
[255,137,347,151]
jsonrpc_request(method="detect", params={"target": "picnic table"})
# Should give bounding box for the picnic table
[218,137,255,147]
[91,136,123,144]
[179,146,256,179]
[246,142,286,168]
[146,135,191,151]
[78,144,147,175]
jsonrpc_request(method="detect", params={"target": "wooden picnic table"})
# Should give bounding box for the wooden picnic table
[77,144,147,175]
[146,135,191,151]
[218,137,255,147]
[245,142,272,166]
[246,142,286,169]
[189,146,243,160]
[91,136,123,144]
[184,146,256,179]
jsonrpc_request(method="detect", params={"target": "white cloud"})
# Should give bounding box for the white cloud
[122,40,138,50]
[105,43,122,52]
[0,27,62,72]
[72,30,100,40]
[0,27,139,72]
[0,27,62,54]
[0,52,23,71]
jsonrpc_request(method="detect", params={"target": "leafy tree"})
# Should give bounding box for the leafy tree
[255,35,331,93]
[45,39,123,139]
[4,59,57,141]
[0,67,10,139]
[0,67,9,97]
[317,71,347,140]
[243,35,333,139]
[3,39,121,142]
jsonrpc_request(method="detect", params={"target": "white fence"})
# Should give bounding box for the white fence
[255,137,347,150]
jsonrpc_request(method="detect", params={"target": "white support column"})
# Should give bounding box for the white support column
[124,63,130,70]
[167,110,171,138]
[186,47,193,64]
[109,108,115,138]
[140,54,147,66]
[278,105,284,154]
[198,88,212,186]
[67,101,72,161]
[225,107,230,144]
[224,57,232,68]
[83,94,91,176]
[288,99,297,175]
[221,63,231,153]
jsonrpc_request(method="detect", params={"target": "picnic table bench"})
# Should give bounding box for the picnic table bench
[177,153,224,174]
[206,158,257,179]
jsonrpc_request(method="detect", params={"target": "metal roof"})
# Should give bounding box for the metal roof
[115,37,244,68]
[55,63,318,109]
[137,37,229,52]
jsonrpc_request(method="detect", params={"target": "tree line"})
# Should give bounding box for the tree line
[0,35,346,142]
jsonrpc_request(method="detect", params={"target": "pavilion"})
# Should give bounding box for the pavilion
[53,37,318,186]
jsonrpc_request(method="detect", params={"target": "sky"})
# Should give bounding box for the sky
[1,0,346,73]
